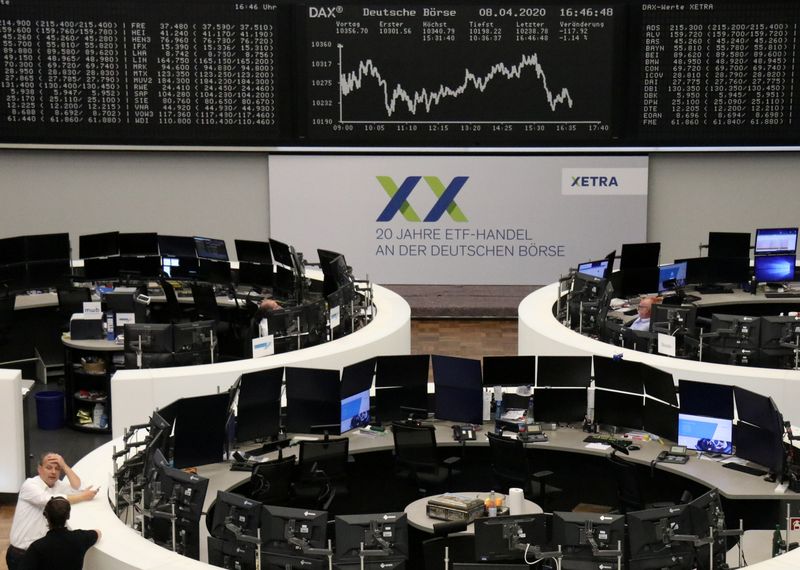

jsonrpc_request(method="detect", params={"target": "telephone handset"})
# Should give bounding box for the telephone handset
[452,425,476,442]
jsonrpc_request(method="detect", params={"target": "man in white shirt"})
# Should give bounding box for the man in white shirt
[629,296,658,331]
[6,452,98,570]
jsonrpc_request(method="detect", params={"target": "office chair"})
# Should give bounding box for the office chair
[607,453,674,514]
[0,284,15,348]
[391,422,460,493]
[421,535,475,570]
[56,286,92,329]
[249,455,296,506]
[190,283,221,322]
[486,432,561,511]
[156,278,192,323]
[294,437,350,510]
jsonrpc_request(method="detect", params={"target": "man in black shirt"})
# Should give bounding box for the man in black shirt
[19,497,101,570]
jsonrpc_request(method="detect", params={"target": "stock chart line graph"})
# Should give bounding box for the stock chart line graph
[338,45,578,123]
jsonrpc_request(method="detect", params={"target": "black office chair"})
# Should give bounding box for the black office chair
[607,453,674,514]
[391,422,460,494]
[249,455,296,506]
[56,286,92,329]
[421,535,475,570]
[486,432,561,511]
[294,437,350,510]
[156,278,192,323]
[190,283,222,322]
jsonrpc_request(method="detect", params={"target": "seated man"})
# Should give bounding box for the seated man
[628,296,661,331]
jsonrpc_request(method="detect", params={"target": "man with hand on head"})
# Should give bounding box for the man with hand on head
[6,452,99,570]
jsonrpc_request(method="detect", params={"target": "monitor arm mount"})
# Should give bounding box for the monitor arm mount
[359,520,393,558]
[583,521,623,559]
[285,519,332,557]
[505,521,563,564]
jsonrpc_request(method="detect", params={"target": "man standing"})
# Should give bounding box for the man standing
[6,452,98,570]
[19,497,100,570]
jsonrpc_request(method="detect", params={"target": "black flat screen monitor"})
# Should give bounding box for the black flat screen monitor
[0,236,26,265]
[482,356,535,387]
[335,513,408,564]
[576,259,608,280]
[173,320,215,353]
[552,511,625,550]
[162,256,200,281]
[118,233,159,256]
[537,356,591,388]
[754,254,796,282]
[84,257,120,281]
[641,366,678,406]
[270,239,296,269]
[262,505,328,554]
[431,355,483,424]
[198,259,232,284]
[340,388,370,434]
[340,358,375,434]
[532,388,587,423]
[235,239,272,264]
[235,368,283,443]
[643,399,678,442]
[285,367,341,434]
[237,261,272,287]
[674,257,709,285]
[592,356,644,394]
[733,422,784,474]
[25,233,70,261]
[733,386,783,433]
[678,380,734,419]
[474,514,547,562]
[273,264,298,301]
[755,227,798,255]
[760,315,800,349]
[619,267,659,297]
[171,392,229,468]
[683,489,725,570]
[0,263,26,291]
[678,413,733,454]
[375,355,430,423]
[341,358,375,397]
[620,242,660,270]
[707,232,750,259]
[709,314,760,351]
[626,504,693,563]
[119,255,161,278]
[651,305,697,338]
[209,491,262,540]
[124,323,173,353]
[26,259,71,289]
[155,464,209,522]
[594,389,644,430]
[207,537,256,570]
[706,257,750,284]
[657,261,687,292]
[158,235,196,258]
[79,232,119,259]
[194,236,229,261]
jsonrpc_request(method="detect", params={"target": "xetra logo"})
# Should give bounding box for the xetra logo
[570,175,619,188]
[308,6,342,17]
[376,176,468,222]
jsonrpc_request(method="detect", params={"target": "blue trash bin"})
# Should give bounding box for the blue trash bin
[35,391,65,430]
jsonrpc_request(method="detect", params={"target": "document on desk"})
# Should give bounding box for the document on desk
[585,442,610,451]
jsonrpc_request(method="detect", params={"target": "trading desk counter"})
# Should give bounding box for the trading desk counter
[72,421,800,570]
[519,283,800,424]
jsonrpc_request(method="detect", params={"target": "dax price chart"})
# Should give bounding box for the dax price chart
[304,3,623,145]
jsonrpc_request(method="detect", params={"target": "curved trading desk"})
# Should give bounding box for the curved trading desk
[519,283,800,424]
[110,284,410,437]
[71,422,800,570]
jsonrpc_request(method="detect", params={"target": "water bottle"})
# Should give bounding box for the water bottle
[487,491,497,517]
[527,396,535,425]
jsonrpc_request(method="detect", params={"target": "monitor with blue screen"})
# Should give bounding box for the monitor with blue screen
[340,389,370,434]
[678,413,733,454]
[657,261,687,292]
[755,227,798,255]
[576,259,608,279]
[754,254,796,282]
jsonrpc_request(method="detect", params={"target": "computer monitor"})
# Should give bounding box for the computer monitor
[270,238,297,269]
[285,367,341,434]
[754,254,796,282]
[643,399,678,442]
[474,514,547,562]
[0,236,27,265]
[198,259,232,285]
[620,242,661,270]
[80,232,119,259]
[83,257,120,281]
[119,255,161,279]
[683,489,726,570]
[733,386,783,434]
[755,227,798,255]
[193,236,228,261]
[594,390,644,430]
[651,304,697,337]
[162,256,200,281]
[318,249,353,297]
[234,368,283,443]
[237,261,272,287]
[171,392,229,468]
[374,355,430,423]
[706,257,750,285]
[26,259,72,289]
[577,259,609,280]
[173,320,215,353]
[657,262,688,293]
[0,263,26,292]
[707,232,750,259]
[678,380,734,419]
[158,235,196,258]
[273,264,299,302]
[262,505,328,554]
[592,356,644,394]
[301,299,328,349]
[119,232,159,256]
[532,388,588,423]
[626,505,693,567]
[207,537,257,570]
[335,513,408,565]
[759,315,800,368]
[678,413,733,454]
[481,356,535,387]
[618,267,659,297]
[733,421,784,474]
[209,491,262,541]
[124,323,173,353]
[153,463,209,522]
[536,356,591,388]
[340,388,370,435]
[709,314,760,350]
[340,358,375,434]
[641,366,677,405]
[25,233,70,261]
[432,355,483,424]
[552,511,625,551]
[235,239,272,264]
[674,257,708,285]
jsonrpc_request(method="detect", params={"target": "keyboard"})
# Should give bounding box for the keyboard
[583,435,632,448]
[765,291,800,299]
[722,462,768,476]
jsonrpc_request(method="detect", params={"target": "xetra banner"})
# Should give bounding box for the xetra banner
[269,156,648,285]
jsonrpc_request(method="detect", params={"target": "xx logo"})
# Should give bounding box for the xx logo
[376,176,468,222]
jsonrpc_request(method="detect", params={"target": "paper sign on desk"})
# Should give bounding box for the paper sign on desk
[330,306,341,329]
[116,313,135,326]
[657,333,676,357]
[252,335,274,358]
[83,301,102,319]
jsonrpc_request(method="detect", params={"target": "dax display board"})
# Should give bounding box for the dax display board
[269,154,648,285]
[1,0,800,147]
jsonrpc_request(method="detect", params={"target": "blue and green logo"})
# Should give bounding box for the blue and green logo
[376,176,468,222]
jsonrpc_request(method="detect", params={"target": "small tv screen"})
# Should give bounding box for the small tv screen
[576,259,608,279]
[754,254,796,282]
[340,389,370,434]
[657,261,688,292]
[194,236,229,261]
[678,413,733,454]
[755,227,798,255]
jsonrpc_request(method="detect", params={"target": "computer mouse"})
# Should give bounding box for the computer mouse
[627,445,640,451]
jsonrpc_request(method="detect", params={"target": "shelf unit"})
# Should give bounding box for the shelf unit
[63,338,123,433]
